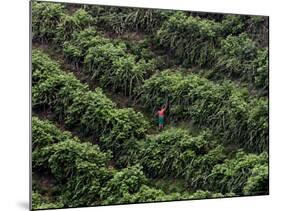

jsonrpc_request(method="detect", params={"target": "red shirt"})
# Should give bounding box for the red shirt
[158,108,165,117]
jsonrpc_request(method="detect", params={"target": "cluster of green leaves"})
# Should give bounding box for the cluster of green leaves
[136,128,227,189]
[85,5,172,34]
[99,165,234,204]
[32,50,149,162]
[32,2,93,46]
[32,117,79,170]
[32,116,112,207]
[156,12,222,67]
[32,2,65,43]
[63,28,156,96]
[206,150,268,195]
[32,191,64,210]
[214,33,268,92]
[55,8,94,45]
[136,70,268,152]
[216,14,268,47]
[156,12,268,93]
[32,116,77,150]
[32,117,162,207]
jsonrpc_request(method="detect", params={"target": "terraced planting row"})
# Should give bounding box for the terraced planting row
[32,50,268,198]
[34,116,236,208]
[32,2,268,94]
[35,28,268,153]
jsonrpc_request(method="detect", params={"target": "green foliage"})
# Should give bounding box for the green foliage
[243,164,269,195]
[221,15,245,36]
[32,116,77,150]
[100,165,149,204]
[86,5,171,34]
[32,117,79,170]
[214,33,257,76]
[207,150,268,194]
[32,4,269,207]
[100,166,211,205]
[32,2,65,43]
[32,50,149,161]
[220,33,257,60]
[32,116,114,207]
[132,128,227,190]
[137,70,268,152]
[62,27,100,67]
[45,141,113,206]
[245,16,269,47]
[246,98,269,152]
[32,49,61,85]
[214,33,268,92]
[137,128,211,178]
[55,9,93,45]
[253,48,269,91]
[32,191,64,210]
[156,12,221,66]
[63,29,156,96]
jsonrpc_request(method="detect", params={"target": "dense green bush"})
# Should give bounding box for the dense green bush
[243,164,269,195]
[55,9,93,45]
[214,33,268,92]
[45,141,113,206]
[32,49,61,85]
[32,117,80,170]
[32,2,65,43]
[135,128,227,190]
[137,128,211,177]
[32,191,64,210]
[220,15,245,36]
[214,33,257,77]
[32,118,113,207]
[245,16,269,47]
[63,29,156,96]
[86,5,171,34]
[206,150,268,194]
[100,165,147,204]
[136,70,268,152]
[62,27,101,68]
[253,48,269,91]
[32,116,78,150]
[156,12,222,66]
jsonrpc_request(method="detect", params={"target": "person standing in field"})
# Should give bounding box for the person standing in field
[156,104,167,130]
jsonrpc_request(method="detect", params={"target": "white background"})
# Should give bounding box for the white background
[0,0,279,210]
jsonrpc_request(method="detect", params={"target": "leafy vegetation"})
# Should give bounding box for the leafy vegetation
[32,50,149,162]
[32,2,269,209]
[214,33,268,92]
[206,151,268,195]
[136,70,268,152]
[32,2,65,43]
[85,6,171,34]
[156,12,221,67]
[63,29,156,96]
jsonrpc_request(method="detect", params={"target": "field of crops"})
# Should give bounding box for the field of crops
[31,2,269,209]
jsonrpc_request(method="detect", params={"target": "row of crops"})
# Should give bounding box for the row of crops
[32,2,268,153]
[32,49,268,209]
[33,117,226,208]
[31,2,269,209]
[32,2,269,94]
